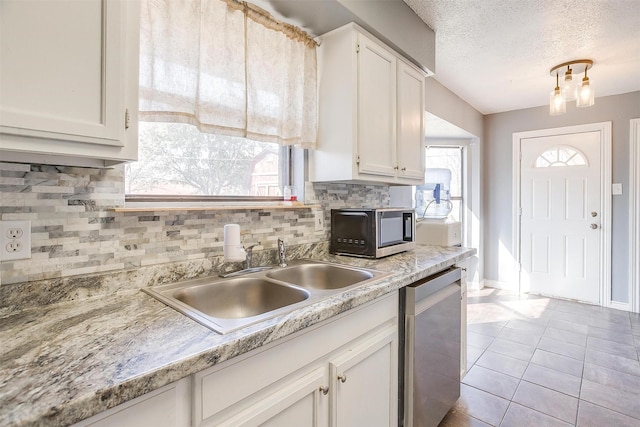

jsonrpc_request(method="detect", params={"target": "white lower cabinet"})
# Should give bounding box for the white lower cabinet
[196,292,398,427]
[209,326,396,427]
[220,328,397,427]
[71,378,191,427]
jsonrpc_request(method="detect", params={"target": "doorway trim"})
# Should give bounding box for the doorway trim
[630,118,640,313]
[512,122,612,306]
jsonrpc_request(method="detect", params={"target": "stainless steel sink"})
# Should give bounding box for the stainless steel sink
[266,263,374,290]
[142,260,388,334]
[173,278,309,319]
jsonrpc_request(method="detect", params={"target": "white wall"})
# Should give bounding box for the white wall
[425,79,484,139]
[483,91,640,303]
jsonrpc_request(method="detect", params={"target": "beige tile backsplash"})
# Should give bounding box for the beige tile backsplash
[0,162,389,288]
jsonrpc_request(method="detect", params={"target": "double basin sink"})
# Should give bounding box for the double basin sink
[143,260,389,334]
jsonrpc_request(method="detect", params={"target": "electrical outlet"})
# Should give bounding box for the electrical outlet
[314,210,325,232]
[6,241,23,252]
[0,220,31,261]
[7,228,23,239]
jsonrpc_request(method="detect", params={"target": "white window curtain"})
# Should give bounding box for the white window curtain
[139,0,317,148]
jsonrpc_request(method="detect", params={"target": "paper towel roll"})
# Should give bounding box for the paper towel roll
[224,224,246,262]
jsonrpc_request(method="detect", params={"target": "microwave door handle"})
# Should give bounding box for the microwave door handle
[403,213,414,241]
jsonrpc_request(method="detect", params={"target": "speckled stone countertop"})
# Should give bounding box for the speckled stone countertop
[0,245,475,427]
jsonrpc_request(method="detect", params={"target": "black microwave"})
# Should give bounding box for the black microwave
[330,208,415,258]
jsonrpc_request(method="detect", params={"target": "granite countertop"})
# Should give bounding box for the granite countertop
[0,245,475,427]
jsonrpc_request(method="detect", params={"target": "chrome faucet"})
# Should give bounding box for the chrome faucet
[244,243,259,269]
[220,242,272,278]
[277,238,287,267]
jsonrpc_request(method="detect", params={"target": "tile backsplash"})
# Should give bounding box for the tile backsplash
[0,162,390,309]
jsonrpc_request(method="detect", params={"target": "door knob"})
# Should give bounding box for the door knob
[590,223,598,229]
[591,211,598,217]
[319,386,329,395]
[338,374,347,383]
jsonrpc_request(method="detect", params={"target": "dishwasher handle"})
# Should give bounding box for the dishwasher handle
[413,283,460,316]
[406,267,461,303]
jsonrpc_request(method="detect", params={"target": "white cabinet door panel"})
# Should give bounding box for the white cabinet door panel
[397,60,425,180]
[0,0,124,146]
[218,367,329,427]
[72,378,191,427]
[329,327,397,427]
[357,35,397,177]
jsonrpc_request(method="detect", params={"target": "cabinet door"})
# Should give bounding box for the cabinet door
[217,367,329,427]
[397,61,426,181]
[356,34,397,177]
[329,327,397,427]
[72,378,191,427]
[0,0,124,146]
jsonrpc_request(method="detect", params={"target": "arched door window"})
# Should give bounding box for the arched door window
[534,146,588,167]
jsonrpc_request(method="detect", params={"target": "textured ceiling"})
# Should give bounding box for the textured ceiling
[403,0,640,114]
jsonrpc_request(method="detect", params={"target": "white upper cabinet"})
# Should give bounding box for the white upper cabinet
[311,23,426,185]
[0,0,139,167]
[396,60,426,180]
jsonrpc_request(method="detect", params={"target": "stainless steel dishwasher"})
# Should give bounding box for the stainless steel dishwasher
[399,267,461,427]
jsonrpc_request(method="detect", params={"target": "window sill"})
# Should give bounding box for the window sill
[110,201,320,213]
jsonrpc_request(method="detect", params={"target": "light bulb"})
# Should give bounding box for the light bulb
[550,87,566,115]
[550,72,566,115]
[576,76,595,107]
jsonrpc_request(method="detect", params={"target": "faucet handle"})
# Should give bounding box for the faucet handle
[244,242,260,252]
[277,238,287,267]
[243,242,260,269]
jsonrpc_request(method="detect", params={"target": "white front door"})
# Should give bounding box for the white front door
[520,131,602,303]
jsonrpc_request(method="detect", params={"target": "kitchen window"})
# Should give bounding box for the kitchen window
[125,122,288,197]
[127,0,317,201]
[418,146,464,221]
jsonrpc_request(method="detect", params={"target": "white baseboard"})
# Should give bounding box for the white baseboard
[482,279,518,291]
[467,280,483,290]
[608,300,631,312]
